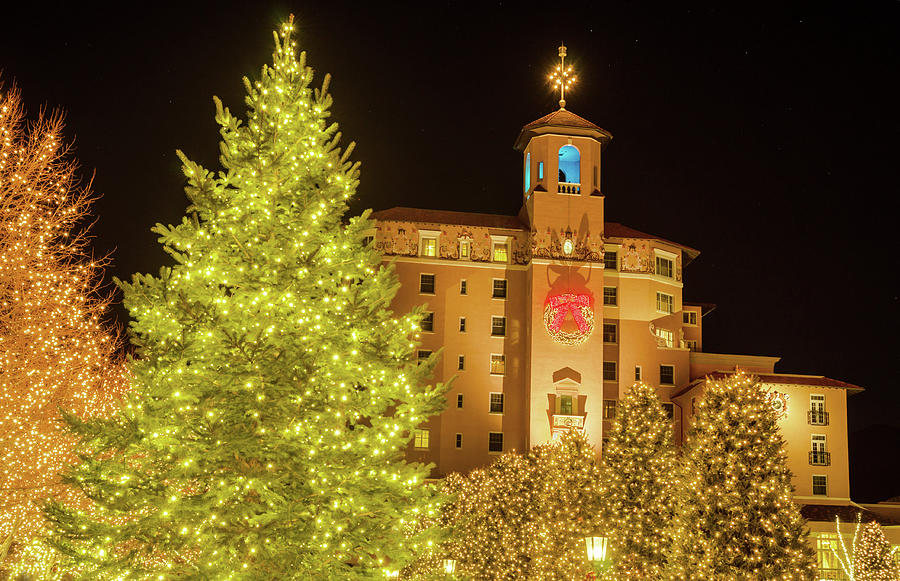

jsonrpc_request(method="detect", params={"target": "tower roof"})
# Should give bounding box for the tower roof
[514,108,613,151]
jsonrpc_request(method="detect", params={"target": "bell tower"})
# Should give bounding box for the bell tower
[514,45,614,449]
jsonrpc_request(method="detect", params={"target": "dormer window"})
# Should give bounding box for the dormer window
[418,229,440,258]
[459,239,471,260]
[491,236,511,263]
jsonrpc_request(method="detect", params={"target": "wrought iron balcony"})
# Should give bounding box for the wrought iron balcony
[558,182,581,194]
[808,410,830,425]
[552,414,585,430]
[809,451,831,466]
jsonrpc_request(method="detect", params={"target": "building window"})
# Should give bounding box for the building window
[815,533,843,573]
[603,286,618,306]
[459,317,466,332]
[489,393,504,414]
[492,243,509,263]
[683,311,697,325]
[656,327,674,348]
[488,432,504,453]
[558,395,573,415]
[362,235,374,246]
[656,292,674,314]
[635,366,642,381]
[602,323,617,343]
[492,279,508,299]
[459,240,471,260]
[457,355,465,371]
[603,399,617,420]
[812,475,828,496]
[490,354,506,375]
[538,161,544,179]
[809,394,828,426]
[419,274,435,294]
[660,364,675,385]
[810,435,830,466]
[456,394,464,409]
[421,237,437,257]
[460,279,467,294]
[455,433,463,449]
[417,350,432,364]
[524,152,531,192]
[684,339,699,352]
[491,316,507,337]
[421,312,434,332]
[603,361,617,381]
[558,144,581,184]
[604,250,618,271]
[662,402,675,420]
[655,255,674,278]
[413,429,430,449]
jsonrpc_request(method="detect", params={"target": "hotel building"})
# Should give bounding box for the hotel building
[368,92,898,575]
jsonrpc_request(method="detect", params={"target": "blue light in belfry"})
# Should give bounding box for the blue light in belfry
[558,144,581,183]
[524,152,531,193]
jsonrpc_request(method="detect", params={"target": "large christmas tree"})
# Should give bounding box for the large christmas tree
[46,18,445,579]
[599,381,676,579]
[0,81,125,574]
[667,372,817,580]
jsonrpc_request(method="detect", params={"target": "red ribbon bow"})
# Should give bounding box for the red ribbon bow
[546,293,592,333]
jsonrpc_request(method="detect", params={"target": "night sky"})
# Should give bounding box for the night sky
[2,2,897,500]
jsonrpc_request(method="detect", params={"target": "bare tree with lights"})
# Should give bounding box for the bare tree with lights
[666,372,817,580]
[0,81,126,575]
[598,381,677,579]
[45,18,446,579]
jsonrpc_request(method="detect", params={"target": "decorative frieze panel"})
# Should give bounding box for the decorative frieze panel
[374,221,530,265]
[532,227,602,262]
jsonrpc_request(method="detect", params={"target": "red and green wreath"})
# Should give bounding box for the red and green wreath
[543,293,594,345]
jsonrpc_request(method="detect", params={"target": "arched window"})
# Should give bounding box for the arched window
[524,152,531,193]
[558,145,581,184]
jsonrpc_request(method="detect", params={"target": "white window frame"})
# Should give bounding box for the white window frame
[490,353,506,375]
[459,317,466,332]
[654,249,676,279]
[460,279,467,295]
[489,392,504,414]
[659,364,675,385]
[602,322,617,343]
[455,433,463,449]
[656,292,674,314]
[419,273,435,295]
[634,366,642,381]
[683,310,698,326]
[418,229,440,258]
[656,327,674,348]
[458,238,472,260]
[602,361,617,382]
[603,286,618,306]
[456,393,464,409]
[492,278,508,299]
[491,235,511,263]
[488,431,504,453]
[603,399,617,420]
[491,316,507,337]
[603,246,619,271]
[421,311,435,333]
[413,428,430,449]
[812,475,828,496]
[457,355,465,371]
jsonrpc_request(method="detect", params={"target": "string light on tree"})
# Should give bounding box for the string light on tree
[45,16,446,579]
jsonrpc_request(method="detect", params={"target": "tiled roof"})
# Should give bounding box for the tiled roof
[706,372,865,393]
[522,108,604,131]
[370,207,527,230]
[801,504,900,526]
[605,222,699,256]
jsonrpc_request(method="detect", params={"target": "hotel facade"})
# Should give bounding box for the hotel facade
[368,104,899,575]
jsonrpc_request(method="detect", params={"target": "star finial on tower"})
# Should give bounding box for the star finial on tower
[549,43,576,110]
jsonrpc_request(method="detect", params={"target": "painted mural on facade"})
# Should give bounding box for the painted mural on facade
[374,221,530,265]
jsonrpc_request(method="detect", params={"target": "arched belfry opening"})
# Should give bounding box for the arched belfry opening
[558,144,580,185]
[524,152,531,192]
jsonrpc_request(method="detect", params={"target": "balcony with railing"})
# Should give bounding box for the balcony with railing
[808,409,830,426]
[552,414,585,431]
[809,451,831,466]
[558,182,581,194]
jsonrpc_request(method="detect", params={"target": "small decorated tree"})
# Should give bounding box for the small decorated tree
[667,372,817,580]
[440,430,602,580]
[854,520,900,580]
[0,81,125,576]
[599,382,677,579]
[46,17,445,579]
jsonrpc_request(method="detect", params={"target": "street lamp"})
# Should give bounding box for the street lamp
[584,535,609,576]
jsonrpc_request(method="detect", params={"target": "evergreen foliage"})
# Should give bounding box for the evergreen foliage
[440,430,602,580]
[599,382,676,579]
[667,372,817,580]
[46,18,445,579]
[852,521,900,581]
